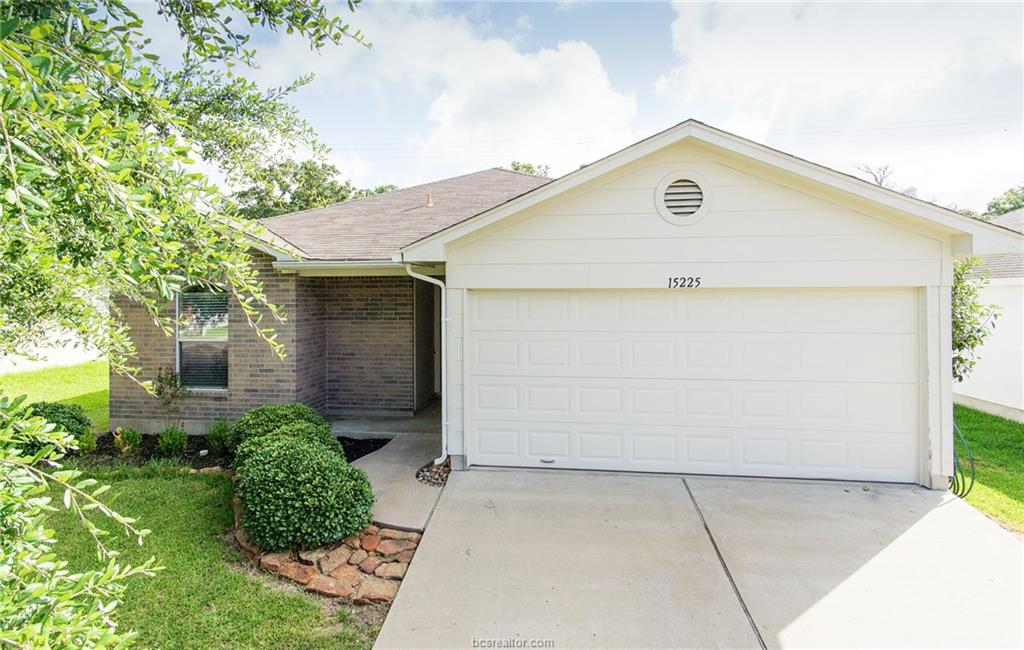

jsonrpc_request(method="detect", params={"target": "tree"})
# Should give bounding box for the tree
[233,160,397,220]
[0,394,158,646]
[0,0,364,643]
[985,183,1024,216]
[511,161,551,177]
[951,258,999,382]
[0,0,364,376]
[854,163,916,197]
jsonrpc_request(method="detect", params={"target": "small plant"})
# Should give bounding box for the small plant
[157,425,188,458]
[233,403,327,447]
[236,436,373,551]
[153,368,189,427]
[206,420,236,457]
[74,430,97,456]
[113,427,142,456]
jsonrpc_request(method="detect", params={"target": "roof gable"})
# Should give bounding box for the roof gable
[398,120,1022,262]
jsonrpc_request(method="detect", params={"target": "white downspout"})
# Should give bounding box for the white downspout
[403,263,448,465]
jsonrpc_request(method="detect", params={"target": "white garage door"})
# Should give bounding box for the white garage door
[466,288,920,482]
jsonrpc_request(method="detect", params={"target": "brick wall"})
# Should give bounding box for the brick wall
[414,279,436,409]
[108,257,422,433]
[325,276,416,414]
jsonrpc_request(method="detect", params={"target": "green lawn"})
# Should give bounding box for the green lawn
[49,463,377,649]
[954,404,1024,533]
[0,360,109,430]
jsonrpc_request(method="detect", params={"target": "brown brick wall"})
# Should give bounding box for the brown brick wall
[108,257,421,433]
[414,279,436,409]
[325,276,416,414]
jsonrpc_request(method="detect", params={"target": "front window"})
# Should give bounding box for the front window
[176,290,229,389]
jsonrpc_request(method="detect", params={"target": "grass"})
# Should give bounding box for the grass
[955,404,1024,533]
[0,360,109,430]
[49,462,377,649]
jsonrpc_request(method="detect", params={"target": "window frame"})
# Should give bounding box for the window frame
[175,290,230,392]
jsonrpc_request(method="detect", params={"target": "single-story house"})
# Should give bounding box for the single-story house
[109,119,1022,489]
[954,207,1024,422]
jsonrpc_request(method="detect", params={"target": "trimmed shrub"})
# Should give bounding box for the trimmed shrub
[233,403,326,447]
[29,402,91,437]
[234,421,342,471]
[237,437,373,551]
[113,427,142,456]
[206,420,236,457]
[157,425,188,457]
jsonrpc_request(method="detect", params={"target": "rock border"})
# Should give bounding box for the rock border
[232,493,418,604]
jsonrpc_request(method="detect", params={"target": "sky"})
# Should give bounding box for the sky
[143,1,1022,213]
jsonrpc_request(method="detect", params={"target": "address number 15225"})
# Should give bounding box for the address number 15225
[667,276,701,288]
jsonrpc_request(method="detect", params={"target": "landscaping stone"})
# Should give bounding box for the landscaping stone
[259,552,290,573]
[355,575,399,604]
[242,521,417,604]
[198,465,223,474]
[298,548,327,565]
[306,574,354,599]
[319,547,351,575]
[358,556,384,574]
[374,562,408,580]
[348,549,368,565]
[377,538,417,556]
[235,527,260,557]
[379,528,421,542]
[396,549,415,563]
[328,564,364,588]
[361,534,381,552]
[343,534,361,549]
[278,561,319,585]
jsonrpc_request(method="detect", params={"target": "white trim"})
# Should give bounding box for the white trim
[398,120,1023,261]
[174,291,230,391]
[274,260,444,277]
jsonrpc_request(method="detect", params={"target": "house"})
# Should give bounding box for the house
[954,207,1024,422]
[109,120,1022,489]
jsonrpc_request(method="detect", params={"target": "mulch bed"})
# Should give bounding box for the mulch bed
[88,431,390,468]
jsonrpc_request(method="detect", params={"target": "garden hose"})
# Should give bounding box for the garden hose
[949,421,975,498]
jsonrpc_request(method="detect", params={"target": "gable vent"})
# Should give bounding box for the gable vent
[663,179,703,217]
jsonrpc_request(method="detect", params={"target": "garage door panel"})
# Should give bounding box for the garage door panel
[470,289,917,334]
[471,331,917,383]
[468,289,920,482]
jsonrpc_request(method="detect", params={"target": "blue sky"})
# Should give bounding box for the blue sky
[144,1,1022,211]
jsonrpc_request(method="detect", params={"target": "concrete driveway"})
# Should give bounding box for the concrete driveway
[375,470,1023,649]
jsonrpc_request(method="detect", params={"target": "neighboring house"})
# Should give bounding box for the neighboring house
[954,207,1024,422]
[109,120,1021,489]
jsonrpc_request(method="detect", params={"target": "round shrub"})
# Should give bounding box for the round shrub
[234,403,326,447]
[237,437,373,551]
[29,402,91,437]
[205,420,237,457]
[27,402,93,454]
[234,421,342,470]
[157,425,188,457]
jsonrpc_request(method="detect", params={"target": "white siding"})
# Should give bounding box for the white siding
[446,142,942,290]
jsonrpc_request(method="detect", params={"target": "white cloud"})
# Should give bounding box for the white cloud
[251,3,636,184]
[656,2,1023,210]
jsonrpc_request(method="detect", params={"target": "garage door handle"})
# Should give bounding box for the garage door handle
[539,459,555,464]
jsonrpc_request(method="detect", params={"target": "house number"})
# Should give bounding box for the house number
[667,276,701,288]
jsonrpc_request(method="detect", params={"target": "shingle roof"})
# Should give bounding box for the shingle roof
[260,168,550,261]
[978,209,1024,278]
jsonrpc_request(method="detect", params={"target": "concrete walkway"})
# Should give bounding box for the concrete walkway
[352,434,443,532]
[377,470,1023,649]
[332,401,441,439]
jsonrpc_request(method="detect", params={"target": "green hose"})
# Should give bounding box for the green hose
[949,421,975,498]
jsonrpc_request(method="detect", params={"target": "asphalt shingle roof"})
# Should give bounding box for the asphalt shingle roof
[260,168,549,261]
[979,209,1024,279]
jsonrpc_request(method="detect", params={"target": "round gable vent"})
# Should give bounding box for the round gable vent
[664,179,703,217]
[655,172,710,226]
